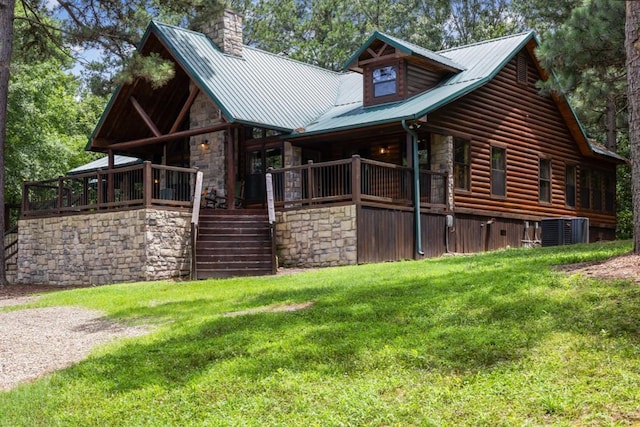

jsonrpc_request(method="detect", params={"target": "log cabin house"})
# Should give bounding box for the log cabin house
[13,11,625,285]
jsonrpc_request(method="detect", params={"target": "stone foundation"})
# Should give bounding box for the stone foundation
[275,204,357,267]
[17,209,191,286]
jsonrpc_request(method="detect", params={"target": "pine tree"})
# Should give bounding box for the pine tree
[536,0,626,152]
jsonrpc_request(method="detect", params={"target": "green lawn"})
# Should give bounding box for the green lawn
[1,241,639,426]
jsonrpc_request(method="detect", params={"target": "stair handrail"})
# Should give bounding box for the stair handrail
[4,225,18,263]
[266,170,277,274]
[191,170,204,280]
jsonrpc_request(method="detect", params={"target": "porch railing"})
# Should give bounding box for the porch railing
[269,155,447,209]
[22,161,198,217]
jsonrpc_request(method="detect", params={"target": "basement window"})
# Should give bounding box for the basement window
[373,65,397,97]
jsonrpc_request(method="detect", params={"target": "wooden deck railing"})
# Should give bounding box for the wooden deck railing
[22,161,199,217]
[269,155,448,209]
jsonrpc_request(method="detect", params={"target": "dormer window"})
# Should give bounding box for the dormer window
[346,33,464,107]
[373,66,397,97]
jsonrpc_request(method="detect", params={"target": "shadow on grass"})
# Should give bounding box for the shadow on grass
[58,242,640,394]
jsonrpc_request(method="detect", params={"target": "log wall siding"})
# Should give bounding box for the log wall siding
[407,64,443,97]
[427,52,617,229]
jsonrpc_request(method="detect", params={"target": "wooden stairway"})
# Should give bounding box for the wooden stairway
[195,209,275,279]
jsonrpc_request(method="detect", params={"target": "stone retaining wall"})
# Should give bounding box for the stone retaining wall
[275,204,357,267]
[17,209,191,286]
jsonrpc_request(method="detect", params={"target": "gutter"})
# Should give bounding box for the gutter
[402,119,424,256]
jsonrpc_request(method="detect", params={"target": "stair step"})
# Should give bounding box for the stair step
[197,261,273,269]
[199,219,270,226]
[198,228,271,236]
[195,209,274,279]
[196,246,272,252]
[197,269,274,279]
[197,253,272,262]
[197,237,271,245]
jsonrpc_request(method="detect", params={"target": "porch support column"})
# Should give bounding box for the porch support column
[107,149,115,203]
[226,128,236,209]
[402,119,424,257]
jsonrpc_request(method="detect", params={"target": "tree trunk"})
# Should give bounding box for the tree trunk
[0,0,16,284]
[626,1,640,254]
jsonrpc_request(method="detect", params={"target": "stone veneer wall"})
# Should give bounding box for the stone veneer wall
[275,204,357,267]
[431,134,454,210]
[189,83,227,196]
[16,209,191,286]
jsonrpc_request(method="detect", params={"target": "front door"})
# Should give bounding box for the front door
[244,147,282,203]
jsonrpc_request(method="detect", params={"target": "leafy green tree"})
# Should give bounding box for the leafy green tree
[5,60,103,205]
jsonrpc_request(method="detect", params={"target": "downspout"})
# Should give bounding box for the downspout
[402,119,424,256]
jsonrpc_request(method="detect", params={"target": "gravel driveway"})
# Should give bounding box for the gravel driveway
[0,296,148,391]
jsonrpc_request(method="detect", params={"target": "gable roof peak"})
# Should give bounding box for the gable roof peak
[343,31,465,73]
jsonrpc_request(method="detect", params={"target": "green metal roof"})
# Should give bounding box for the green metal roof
[150,22,345,131]
[343,31,466,72]
[92,23,619,162]
[67,155,142,175]
[150,22,533,137]
[299,32,535,136]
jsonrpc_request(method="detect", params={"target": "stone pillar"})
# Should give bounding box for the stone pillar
[189,82,226,196]
[201,10,243,56]
[283,140,303,204]
[431,134,454,209]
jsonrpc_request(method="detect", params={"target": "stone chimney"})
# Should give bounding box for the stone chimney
[202,9,243,56]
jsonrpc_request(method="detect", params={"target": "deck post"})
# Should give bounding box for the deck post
[97,170,103,208]
[21,182,28,217]
[351,155,361,204]
[306,160,313,205]
[226,130,236,210]
[143,161,152,207]
[107,150,115,204]
[57,176,64,213]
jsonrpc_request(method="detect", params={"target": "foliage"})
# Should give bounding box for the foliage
[0,241,637,425]
[230,0,529,71]
[4,7,103,206]
[615,134,633,239]
[512,0,581,34]
[536,0,626,149]
[51,0,224,90]
[5,61,102,205]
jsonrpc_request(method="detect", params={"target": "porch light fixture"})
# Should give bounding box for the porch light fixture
[201,139,209,149]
